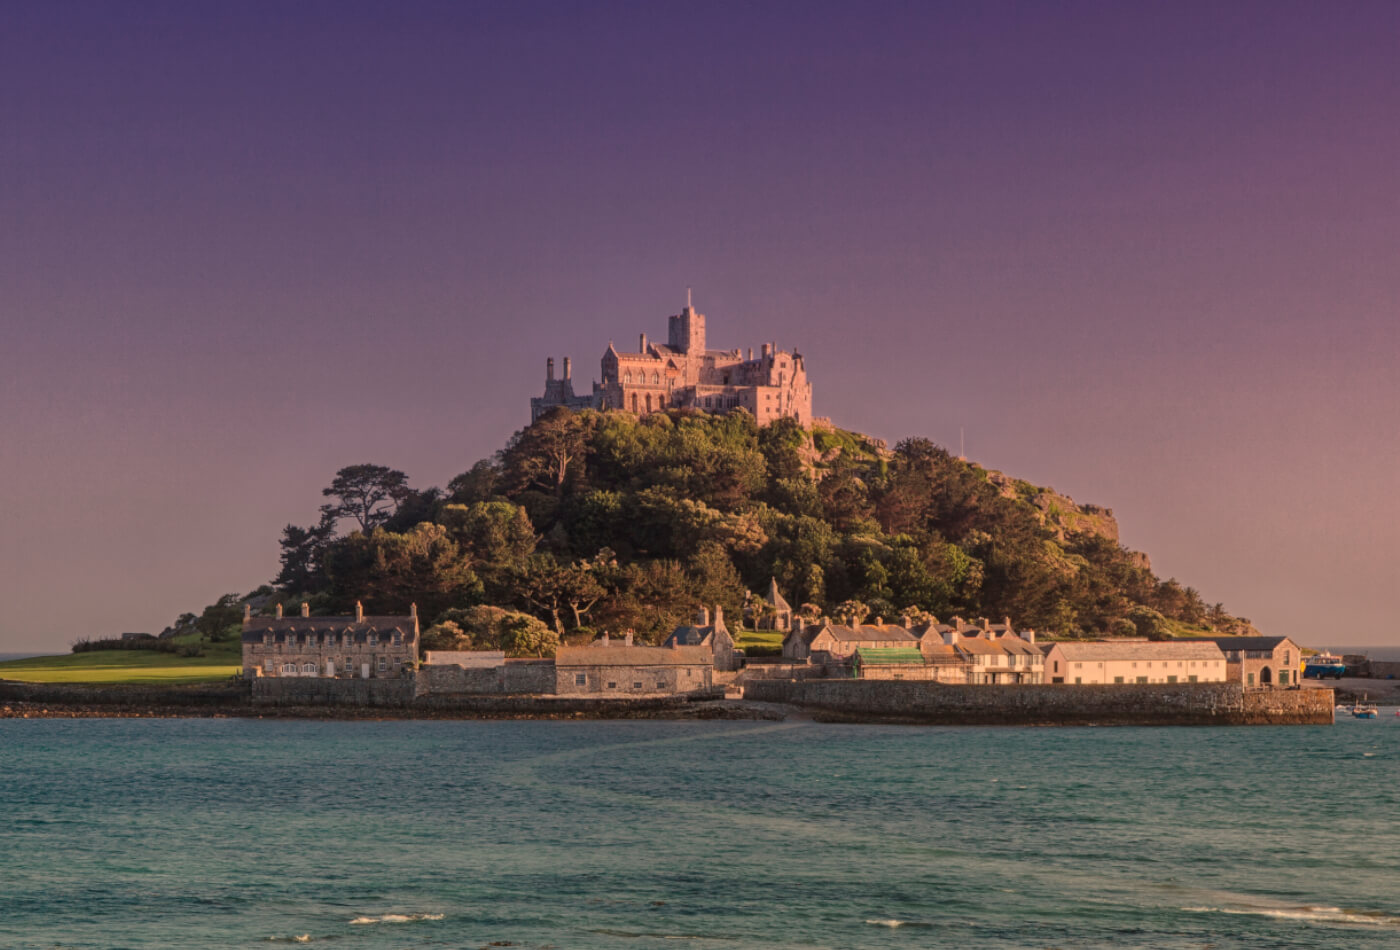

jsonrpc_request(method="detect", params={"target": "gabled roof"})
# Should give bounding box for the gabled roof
[664,625,712,647]
[241,616,416,644]
[1175,637,1295,652]
[555,645,713,667]
[811,623,917,643]
[1047,641,1226,662]
[766,579,792,613]
[953,638,1008,656]
[996,636,1044,656]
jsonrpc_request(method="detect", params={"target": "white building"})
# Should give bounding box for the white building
[1041,640,1227,685]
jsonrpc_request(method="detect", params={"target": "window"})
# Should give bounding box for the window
[1113,676,1124,684]
[302,662,316,674]
[1074,677,1082,684]
[264,661,273,675]
[1188,675,1198,683]
[633,682,643,689]
[345,657,355,675]
[656,682,665,690]
[607,681,617,689]
[368,633,378,646]
[574,673,587,687]
[651,372,659,385]
[1136,676,1148,684]
[392,631,403,646]
[1167,675,1178,684]
[281,663,296,674]
[624,372,632,384]
[377,657,387,673]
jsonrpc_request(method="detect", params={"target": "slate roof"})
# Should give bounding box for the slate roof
[241,616,416,644]
[664,626,712,647]
[997,636,1044,656]
[766,578,792,613]
[555,645,713,667]
[1175,637,1294,653]
[1047,641,1225,662]
[812,624,917,643]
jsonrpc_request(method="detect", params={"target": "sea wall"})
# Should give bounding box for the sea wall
[415,660,554,696]
[252,677,416,707]
[742,680,1333,725]
[0,680,250,708]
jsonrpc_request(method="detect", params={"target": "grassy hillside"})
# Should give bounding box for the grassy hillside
[0,640,240,685]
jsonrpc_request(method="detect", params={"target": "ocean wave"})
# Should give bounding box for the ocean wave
[1183,904,1400,927]
[865,919,933,928]
[349,912,445,925]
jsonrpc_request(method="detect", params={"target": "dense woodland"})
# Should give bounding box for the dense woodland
[234,408,1254,654]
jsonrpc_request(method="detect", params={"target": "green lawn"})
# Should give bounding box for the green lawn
[0,641,242,684]
[735,628,785,656]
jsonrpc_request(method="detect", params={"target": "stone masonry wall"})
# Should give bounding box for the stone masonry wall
[742,680,1333,725]
[252,677,415,707]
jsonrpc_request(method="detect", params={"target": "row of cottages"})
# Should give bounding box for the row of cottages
[782,614,1046,684]
[1041,640,1227,684]
[240,602,420,679]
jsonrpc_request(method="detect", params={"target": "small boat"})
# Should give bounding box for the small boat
[1351,695,1379,719]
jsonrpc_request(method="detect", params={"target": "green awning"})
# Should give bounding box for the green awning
[854,647,925,665]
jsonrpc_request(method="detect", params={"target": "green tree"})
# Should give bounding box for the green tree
[322,464,413,532]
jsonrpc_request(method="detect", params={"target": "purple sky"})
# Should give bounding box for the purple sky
[2,1,1397,651]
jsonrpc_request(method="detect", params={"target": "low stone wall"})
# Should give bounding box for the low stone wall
[742,680,1334,725]
[1365,660,1400,679]
[252,677,415,707]
[0,680,250,708]
[415,659,555,696]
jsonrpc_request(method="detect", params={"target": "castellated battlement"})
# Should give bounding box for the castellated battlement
[530,298,813,426]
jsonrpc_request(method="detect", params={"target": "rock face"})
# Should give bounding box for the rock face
[986,472,1121,545]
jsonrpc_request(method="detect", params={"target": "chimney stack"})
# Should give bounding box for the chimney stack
[640,332,647,352]
[748,347,754,360]
[625,631,633,646]
[275,603,283,619]
[697,606,710,626]
[563,357,572,380]
[602,631,610,646]
[901,614,912,629]
[243,603,251,623]
[874,616,883,627]
[794,616,804,635]
[713,604,724,628]
[547,357,555,381]
[1024,628,1037,644]
[355,601,364,623]
[301,602,310,618]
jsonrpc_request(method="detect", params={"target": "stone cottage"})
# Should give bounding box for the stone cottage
[663,605,740,671]
[782,620,919,667]
[554,643,715,696]
[1177,636,1301,688]
[241,601,419,679]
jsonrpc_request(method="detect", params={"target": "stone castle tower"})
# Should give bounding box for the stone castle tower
[531,296,813,426]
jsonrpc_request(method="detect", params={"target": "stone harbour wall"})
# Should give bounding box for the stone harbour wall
[252,677,416,707]
[0,680,250,707]
[742,680,1334,725]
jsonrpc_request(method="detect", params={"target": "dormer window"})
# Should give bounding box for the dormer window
[368,633,378,647]
[393,631,403,646]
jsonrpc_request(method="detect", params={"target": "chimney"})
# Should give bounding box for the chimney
[901,614,912,629]
[275,603,283,619]
[563,357,572,380]
[713,604,724,628]
[640,332,647,352]
[602,631,610,646]
[794,616,804,635]
[243,603,251,623]
[410,603,418,623]
[355,601,364,623]
[301,602,310,618]
[625,631,633,646]
[874,616,883,627]
[748,347,754,360]
[670,636,679,650]
[547,357,555,381]
[697,606,710,626]
[1024,628,1037,644]
[946,628,961,646]
[761,343,772,358]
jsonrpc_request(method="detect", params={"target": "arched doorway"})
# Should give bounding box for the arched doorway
[1259,666,1273,686]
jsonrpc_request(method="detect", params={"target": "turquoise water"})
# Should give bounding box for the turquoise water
[3,716,1399,949]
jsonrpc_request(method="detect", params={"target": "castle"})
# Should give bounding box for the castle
[531,296,813,426]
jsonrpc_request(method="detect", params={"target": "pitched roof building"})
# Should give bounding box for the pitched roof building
[531,297,813,426]
[1042,640,1227,685]
[663,605,740,671]
[555,642,715,696]
[241,601,419,679]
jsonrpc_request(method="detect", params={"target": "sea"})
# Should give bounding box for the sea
[2,717,1399,949]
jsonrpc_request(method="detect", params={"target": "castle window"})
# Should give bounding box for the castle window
[624,372,632,384]
[281,663,296,674]
[302,662,316,674]
[651,372,658,385]
[630,393,638,412]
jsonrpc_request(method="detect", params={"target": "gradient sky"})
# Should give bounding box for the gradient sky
[2,1,1397,651]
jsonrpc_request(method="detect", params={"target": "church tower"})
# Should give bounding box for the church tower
[667,290,706,354]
